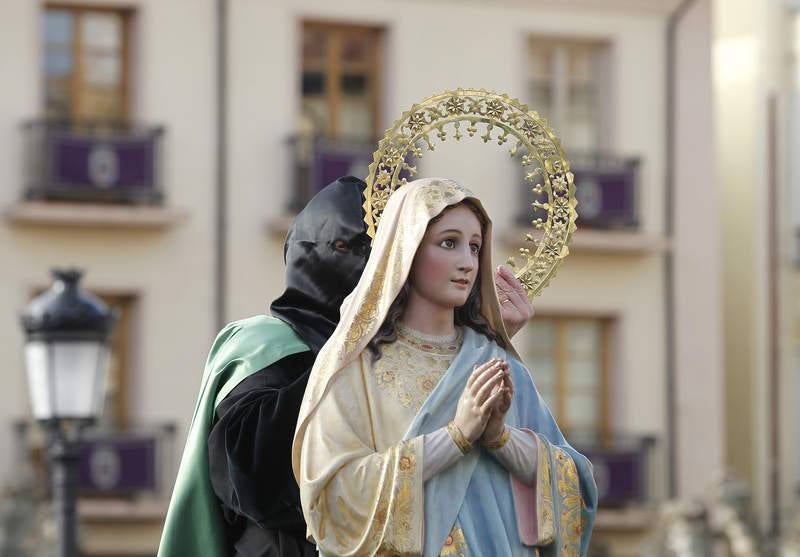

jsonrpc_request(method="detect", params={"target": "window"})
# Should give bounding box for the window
[300,22,383,140]
[43,5,133,121]
[522,317,612,438]
[528,38,611,151]
[96,294,135,431]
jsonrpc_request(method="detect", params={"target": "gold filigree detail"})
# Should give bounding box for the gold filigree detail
[440,525,468,556]
[365,88,578,299]
[554,447,582,556]
[446,421,473,456]
[537,436,555,545]
[397,324,462,355]
[372,441,421,556]
[484,426,510,450]
[344,264,386,355]
[372,334,459,412]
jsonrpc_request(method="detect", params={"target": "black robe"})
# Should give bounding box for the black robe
[206,177,370,556]
[208,353,315,557]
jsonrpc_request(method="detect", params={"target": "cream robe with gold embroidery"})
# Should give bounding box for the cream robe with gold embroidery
[300,326,462,556]
[295,179,501,557]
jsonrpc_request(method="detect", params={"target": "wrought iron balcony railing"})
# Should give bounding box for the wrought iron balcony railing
[287,134,377,213]
[569,432,657,507]
[519,151,641,230]
[13,420,177,497]
[22,119,165,205]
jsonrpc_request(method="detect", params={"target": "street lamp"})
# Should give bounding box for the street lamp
[20,269,115,557]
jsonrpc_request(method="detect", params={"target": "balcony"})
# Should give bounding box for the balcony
[518,151,641,231]
[11,421,175,555]
[505,152,667,256]
[288,141,641,228]
[278,138,653,255]
[13,420,177,497]
[5,120,189,229]
[21,119,165,205]
[573,433,659,556]
[287,134,375,213]
[569,432,657,508]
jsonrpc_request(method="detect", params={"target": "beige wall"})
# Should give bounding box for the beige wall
[714,0,799,526]
[0,0,39,483]
[674,0,724,499]
[0,0,218,485]
[715,0,765,514]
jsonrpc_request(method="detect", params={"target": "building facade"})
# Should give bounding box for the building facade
[0,0,724,554]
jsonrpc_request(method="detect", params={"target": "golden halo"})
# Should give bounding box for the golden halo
[364,88,578,299]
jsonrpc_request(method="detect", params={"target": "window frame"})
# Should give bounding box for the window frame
[527,36,613,152]
[301,20,384,140]
[523,314,614,439]
[43,2,134,122]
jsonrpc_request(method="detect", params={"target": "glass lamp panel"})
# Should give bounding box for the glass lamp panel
[25,341,53,420]
[92,345,111,421]
[52,341,108,418]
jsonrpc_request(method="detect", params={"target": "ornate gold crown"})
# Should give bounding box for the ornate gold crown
[364,88,578,299]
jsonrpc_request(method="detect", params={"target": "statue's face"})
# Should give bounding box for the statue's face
[408,204,483,310]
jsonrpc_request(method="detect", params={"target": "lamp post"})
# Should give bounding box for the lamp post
[20,269,115,557]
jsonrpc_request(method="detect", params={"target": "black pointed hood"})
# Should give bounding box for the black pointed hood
[270,176,371,354]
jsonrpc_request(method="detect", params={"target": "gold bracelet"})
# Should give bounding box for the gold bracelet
[446,421,473,455]
[484,427,511,450]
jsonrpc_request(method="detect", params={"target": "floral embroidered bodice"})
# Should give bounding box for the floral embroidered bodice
[372,323,464,414]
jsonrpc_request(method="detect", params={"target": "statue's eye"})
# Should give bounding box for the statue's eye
[333,240,350,253]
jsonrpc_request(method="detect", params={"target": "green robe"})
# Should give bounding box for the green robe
[158,315,310,557]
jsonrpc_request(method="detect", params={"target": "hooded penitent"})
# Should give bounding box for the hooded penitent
[271,175,371,355]
[158,177,370,557]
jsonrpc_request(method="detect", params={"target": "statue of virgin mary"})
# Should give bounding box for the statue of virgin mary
[293,178,597,556]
